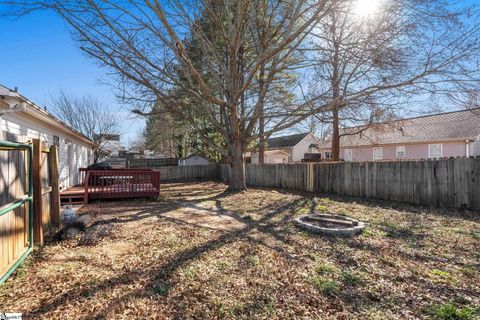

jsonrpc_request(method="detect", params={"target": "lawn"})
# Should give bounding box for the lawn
[1,181,479,319]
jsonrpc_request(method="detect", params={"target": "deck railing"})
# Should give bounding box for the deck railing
[82,169,160,203]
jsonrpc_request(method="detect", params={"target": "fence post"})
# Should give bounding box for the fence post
[32,138,44,245]
[49,145,61,226]
[306,163,314,192]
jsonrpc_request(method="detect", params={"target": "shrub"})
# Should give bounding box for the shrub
[315,263,337,275]
[426,302,479,320]
[310,276,339,296]
[316,205,329,212]
[341,271,361,286]
[245,255,258,267]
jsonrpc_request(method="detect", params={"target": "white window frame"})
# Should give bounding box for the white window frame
[344,149,353,162]
[428,143,443,159]
[324,151,332,159]
[396,146,406,158]
[373,147,383,161]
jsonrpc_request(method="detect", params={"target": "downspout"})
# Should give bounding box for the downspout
[466,140,470,157]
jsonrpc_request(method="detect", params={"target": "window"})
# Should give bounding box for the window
[324,151,332,159]
[53,135,60,147]
[396,146,405,158]
[428,144,442,158]
[373,147,383,161]
[344,149,353,162]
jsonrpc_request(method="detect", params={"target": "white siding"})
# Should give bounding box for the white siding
[1,109,93,190]
[291,133,321,162]
[472,137,480,156]
[54,136,92,189]
[251,152,289,164]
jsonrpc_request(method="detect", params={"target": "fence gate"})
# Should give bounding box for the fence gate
[0,141,33,284]
[32,139,60,246]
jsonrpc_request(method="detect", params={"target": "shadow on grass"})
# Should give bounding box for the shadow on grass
[27,183,312,318]
[23,182,479,318]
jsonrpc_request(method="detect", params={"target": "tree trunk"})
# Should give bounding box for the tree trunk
[259,115,265,164]
[331,108,340,161]
[94,149,100,163]
[330,13,341,162]
[229,138,246,191]
[227,106,247,191]
[258,63,266,164]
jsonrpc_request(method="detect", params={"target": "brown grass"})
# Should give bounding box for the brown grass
[0,181,479,319]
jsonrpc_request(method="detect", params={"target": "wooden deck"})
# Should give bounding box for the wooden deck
[60,186,86,205]
[60,169,161,205]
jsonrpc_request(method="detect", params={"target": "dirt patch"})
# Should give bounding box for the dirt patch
[0,181,478,319]
[160,202,246,231]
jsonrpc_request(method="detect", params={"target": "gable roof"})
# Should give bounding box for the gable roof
[266,132,309,149]
[0,84,95,147]
[340,108,480,147]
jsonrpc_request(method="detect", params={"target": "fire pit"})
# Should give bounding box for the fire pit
[295,213,365,237]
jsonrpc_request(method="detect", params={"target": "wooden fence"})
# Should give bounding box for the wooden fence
[0,141,30,281]
[219,157,480,210]
[159,164,219,182]
[128,158,178,168]
[0,134,60,264]
[32,139,60,245]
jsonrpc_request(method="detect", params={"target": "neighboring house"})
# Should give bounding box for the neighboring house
[250,132,322,164]
[95,133,125,158]
[179,154,210,166]
[0,84,95,190]
[143,150,170,159]
[318,109,480,162]
[251,150,290,164]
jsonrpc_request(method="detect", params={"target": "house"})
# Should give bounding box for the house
[178,154,210,166]
[318,109,480,162]
[250,132,322,164]
[251,149,290,164]
[143,149,170,159]
[95,133,125,158]
[0,84,95,189]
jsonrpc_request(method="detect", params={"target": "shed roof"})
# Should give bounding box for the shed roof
[180,153,210,161]
[340,108,480,147]
[266,132,309,149]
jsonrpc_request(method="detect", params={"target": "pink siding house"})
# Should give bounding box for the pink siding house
[318,109,480,162]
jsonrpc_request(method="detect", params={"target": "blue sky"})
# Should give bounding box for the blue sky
[0,9,144,144]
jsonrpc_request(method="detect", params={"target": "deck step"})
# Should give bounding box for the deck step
[60,195,86,205]
[61,201,85,205]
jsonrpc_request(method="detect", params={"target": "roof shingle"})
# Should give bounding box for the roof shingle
[340,109,480,147]
[266,132,309,148]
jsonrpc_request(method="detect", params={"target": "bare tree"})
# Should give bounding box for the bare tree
[127,130,146,152]
[294,112,333,141]
[50,91,121,162]
[5,0,334,190]
[304,0,480,160]
[5,0,478,186]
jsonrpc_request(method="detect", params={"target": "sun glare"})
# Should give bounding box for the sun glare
[352,0,382,17]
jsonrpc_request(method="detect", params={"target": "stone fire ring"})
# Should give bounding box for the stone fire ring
[295,213,365,237]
